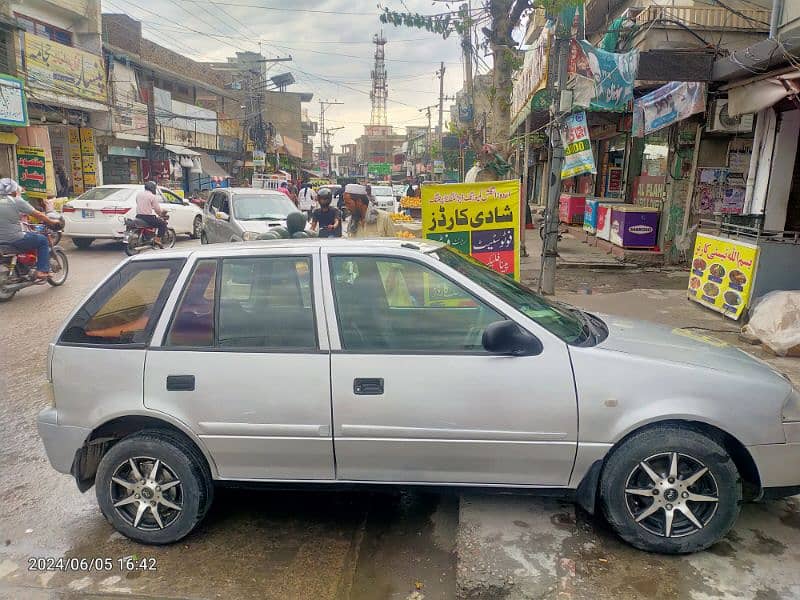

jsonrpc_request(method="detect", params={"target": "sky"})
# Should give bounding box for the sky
[100,0,481,150]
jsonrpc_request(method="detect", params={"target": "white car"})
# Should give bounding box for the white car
[371,185,398,212]
[62,185,203,249]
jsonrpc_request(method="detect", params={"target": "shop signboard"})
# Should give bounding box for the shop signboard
[689,233,759,320]
[80,128,97,188]
[17,146,47,199]
[606,166,623,195]
[511,23,551,129]
[433,160,445,174]
[0,74,28,126]
[369,162,391,176]
[632,175,666,208]
[24,34,107,103]
[560,111,596,179]
[632,81,706,137]
[422,180,521,280]
[252,150,266,167]
[568,41,638,112]
[68,128,84,195]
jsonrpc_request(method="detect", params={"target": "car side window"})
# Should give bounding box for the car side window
[330,256,505,352]
[208,192,222,213]
[165,260,217,347]
[160,190,184,205]
[60,259,184,345]
[217,256,316,350]
[219,193,230,214]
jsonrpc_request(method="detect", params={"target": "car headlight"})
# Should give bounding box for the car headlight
[782,387,800,422]
[242,231,260,241]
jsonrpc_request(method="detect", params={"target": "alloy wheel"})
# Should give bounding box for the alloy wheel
[109,456,183,531]
[624,451,719,538]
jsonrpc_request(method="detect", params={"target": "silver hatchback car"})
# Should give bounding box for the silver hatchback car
[38,239,800,553]
[202,187,300,243]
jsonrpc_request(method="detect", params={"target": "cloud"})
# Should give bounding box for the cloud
[103,0,474,148]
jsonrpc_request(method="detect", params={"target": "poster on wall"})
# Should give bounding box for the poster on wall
[560,111,596,179]
[0,74,28,126]
[79,128,97,188]
[568,41,638,112]
[68,128,84,195]
[689,233,758,320]
[24,34,107,102]
[633,81,706,137]
[17,146,47,199]
[422,180,521,280]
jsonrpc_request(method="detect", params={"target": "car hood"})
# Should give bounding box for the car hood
[595,314,784,379]
[237,219,287,233]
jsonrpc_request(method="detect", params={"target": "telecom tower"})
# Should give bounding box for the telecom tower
[370,32,388,126]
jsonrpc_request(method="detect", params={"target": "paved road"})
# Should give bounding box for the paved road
[0,239,456,600]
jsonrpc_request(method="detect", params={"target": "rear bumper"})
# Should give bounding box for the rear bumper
[37,407,90,475]
[748,442,800,488]
[63,215,127,239]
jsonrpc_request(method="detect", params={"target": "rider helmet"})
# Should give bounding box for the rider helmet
[144,181,157,194]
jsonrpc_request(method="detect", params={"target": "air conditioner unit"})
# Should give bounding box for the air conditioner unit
[709,100,754,133]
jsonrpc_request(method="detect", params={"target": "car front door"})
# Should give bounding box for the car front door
[144,249,334,480]
[323,249,577,486]
[205,192,223,242]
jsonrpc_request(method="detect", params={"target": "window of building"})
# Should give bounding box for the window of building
[15,14,72,46]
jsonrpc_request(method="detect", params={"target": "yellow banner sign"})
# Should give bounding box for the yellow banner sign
[25,34,107,103]
[422,180,521,280]
[688,233,759,320]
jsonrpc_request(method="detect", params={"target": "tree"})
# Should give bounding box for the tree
[380,1,571,164]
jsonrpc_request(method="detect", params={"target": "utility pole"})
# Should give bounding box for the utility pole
[540,12,581,295]
[419,104,436,178]
[319,100,343,177]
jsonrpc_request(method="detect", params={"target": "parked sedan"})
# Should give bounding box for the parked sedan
[38,239,800,553]
[62,185,203,249]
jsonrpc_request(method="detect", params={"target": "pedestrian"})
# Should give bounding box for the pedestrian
[278,181,297,206]
[297,182,317,218]
[310,188,341,238]
[405,180,413,198]
[0,178,60,280]
[135,181,168,247]
[343,183,395,238]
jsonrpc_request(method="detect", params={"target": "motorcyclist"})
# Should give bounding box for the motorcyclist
[135,181,167,247]
[0,178,60,280]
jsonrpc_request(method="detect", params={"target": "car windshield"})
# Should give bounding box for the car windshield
[372,186,394,197]
[429,246,594,344]
[233,194,297,220]
[76,187,130,201]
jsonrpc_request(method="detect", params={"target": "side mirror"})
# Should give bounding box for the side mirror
[482,320,543,356]
[216,211,229,221]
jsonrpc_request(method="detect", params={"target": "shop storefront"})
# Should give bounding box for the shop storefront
[103,146,146,184]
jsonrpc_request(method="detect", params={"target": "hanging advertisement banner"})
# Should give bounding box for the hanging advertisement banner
[0,74,28,126]
[17,146,47,199]
[422,180,521,280]
[68,128,84,195]
[511,24,551,131]
[689,233,759,320]
[79,128,97,188]
[560,111,596,179]
[633,81,706,137]
[252,150,266,167]
[24,34,107,103]
[557,0,585,38]
[568,40,638,112]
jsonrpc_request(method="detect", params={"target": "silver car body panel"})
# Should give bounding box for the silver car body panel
[203,188,293,243]
[38,239,800,492]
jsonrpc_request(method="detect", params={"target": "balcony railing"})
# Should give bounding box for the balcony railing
[633,5,771,31]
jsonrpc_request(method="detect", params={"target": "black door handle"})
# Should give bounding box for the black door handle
[166,375,195,391]
[354,378,384,395]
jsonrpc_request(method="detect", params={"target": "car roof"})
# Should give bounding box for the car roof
[132,238,445,261]
[225,187,285,195]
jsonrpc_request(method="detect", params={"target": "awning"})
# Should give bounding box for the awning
[302,168,322,178]
[195,151,230,179]
[727,69,800,117]
[164,144,200,157]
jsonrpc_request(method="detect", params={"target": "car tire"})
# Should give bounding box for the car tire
[600,425,741,554]
[190,216,202,239]
[95,430,213,545]
[72,237,94,249]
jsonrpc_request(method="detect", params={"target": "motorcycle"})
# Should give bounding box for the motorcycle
[0,217,68,302]
[123,214,176,256]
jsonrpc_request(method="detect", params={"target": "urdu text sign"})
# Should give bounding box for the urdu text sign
[422,180,521,280]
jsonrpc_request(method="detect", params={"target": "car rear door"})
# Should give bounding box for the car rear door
[144,247,334,480]
[322,248,578,486]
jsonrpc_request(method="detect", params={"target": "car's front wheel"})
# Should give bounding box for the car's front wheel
[95,430,213,545]
[600,425,741,554]
[190,216,202,239]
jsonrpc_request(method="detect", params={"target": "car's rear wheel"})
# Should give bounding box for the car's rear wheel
[600,425,741,554]
[95,431,213,545]
[72,237,94,249]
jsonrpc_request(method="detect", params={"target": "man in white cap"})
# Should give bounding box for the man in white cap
[343,183,395,238]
